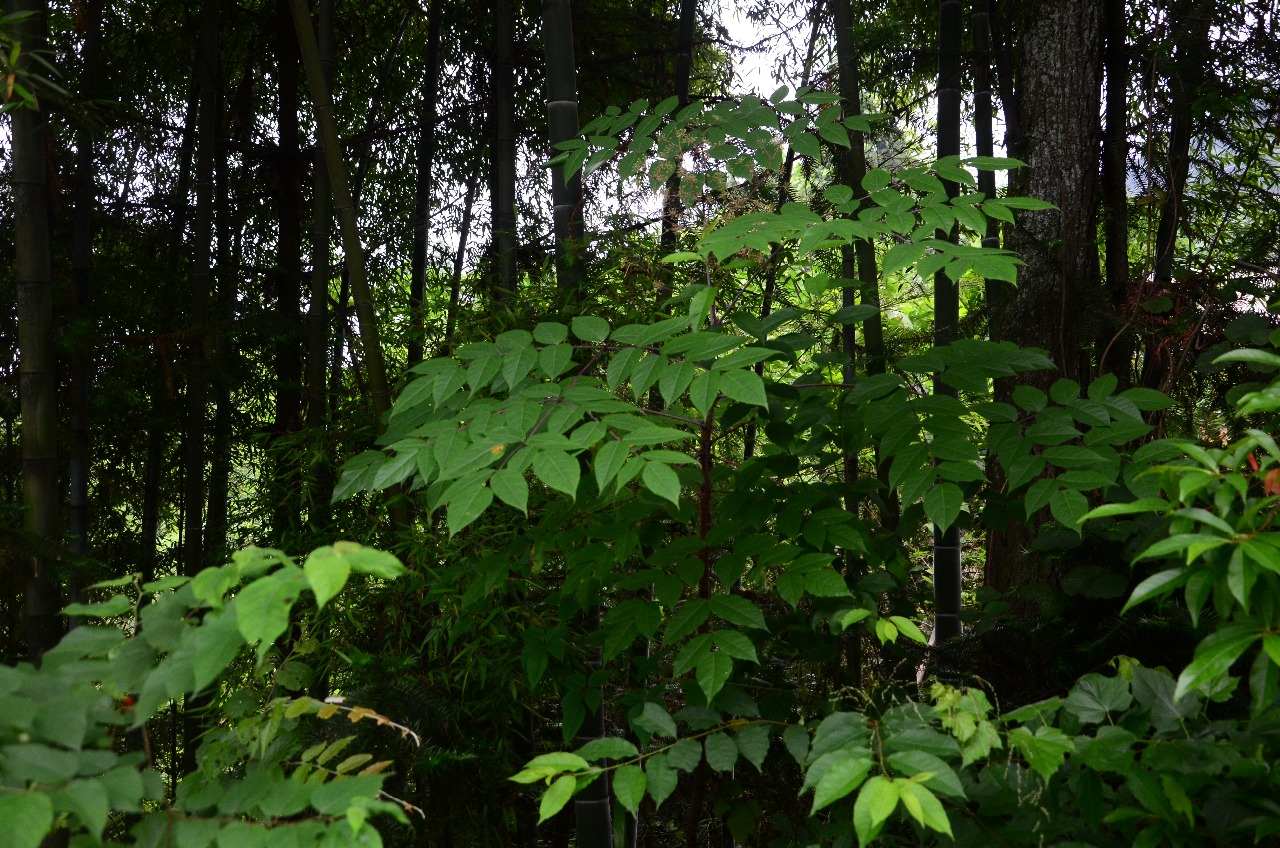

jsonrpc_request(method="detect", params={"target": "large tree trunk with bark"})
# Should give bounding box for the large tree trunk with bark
[986,0,1105,598]
[991,0,1105,382]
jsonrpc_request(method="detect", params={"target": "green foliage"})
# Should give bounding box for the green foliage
[478,326,1280,845]
[2,543,410,846]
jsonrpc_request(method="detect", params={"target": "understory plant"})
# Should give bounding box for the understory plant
[334,92,1280,845]
[0,542,413,847]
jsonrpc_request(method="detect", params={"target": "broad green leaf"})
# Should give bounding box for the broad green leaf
[1174,624,1259,700]
[1264,634,1280,667]
[735,724,770,771]
[673,633,714,676]
[533,322,568,344]
[641,461,681,505]
[924,483,964,532]
[804,568,849,598]
[235,567,307,658]
[1012,384,1047,412]
[887,751,965,798]
[446,485,494,536]
[532,449,580,499]
[612,765,646,815]
[189,608,244,692]
[712,630,759,663]
[524,752,590,775]
[1215,348,1280,368]
[0,794,53,848]
[1064,673,1133,724]
[709,594,768,630]
[862,168,891,191]
[783,725,810,765]
[1008,725,1074,778]
[882,242,928,277]
[54,778,109,839]
[808,712,870,762]
[490,467,529,514]
[575,738,638,762]
[1049,488,1089,532]
[571,316,610,342]
[1121,568,1188,613]
[811,754,873,813]
[1083,498,1170,521]
[888,616,927,645]
[853,776,899,848]
[644,755,677,807]
[330,542,405,579]
[899,782,953,838]
[304,546,351,611]
[667,738,703,772]
[693,649,733,702]
[634,702,678,738]
[704,732,739,771]
[665,600,710,644]
[717,369,768,407]
[63,595,132,618]
[538,774,577,823]
[592,440,630,493]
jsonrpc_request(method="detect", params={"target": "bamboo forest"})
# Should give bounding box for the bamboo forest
[2,0,1280,844]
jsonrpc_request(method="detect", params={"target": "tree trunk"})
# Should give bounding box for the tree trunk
[273,0,305,542]
[11,0,62,660]
[443,178,477,357]
[290,0,392,427]
[409,0,443,367]
[932,0,963,653]
[542,0,586,316]
[986,0,1105,598]
[991,0,1104,381]
[492,0,519,303]
[973,0,1004,314]
[182,0,218,582]
[657,0,697,300]
[1100,0,1128,314]
[69,0,104,590]
[307,0,334,421]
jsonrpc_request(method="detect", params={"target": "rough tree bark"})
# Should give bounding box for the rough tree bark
[986,0,1105,598]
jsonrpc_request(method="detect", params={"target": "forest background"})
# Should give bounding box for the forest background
[2,0,1280,846]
